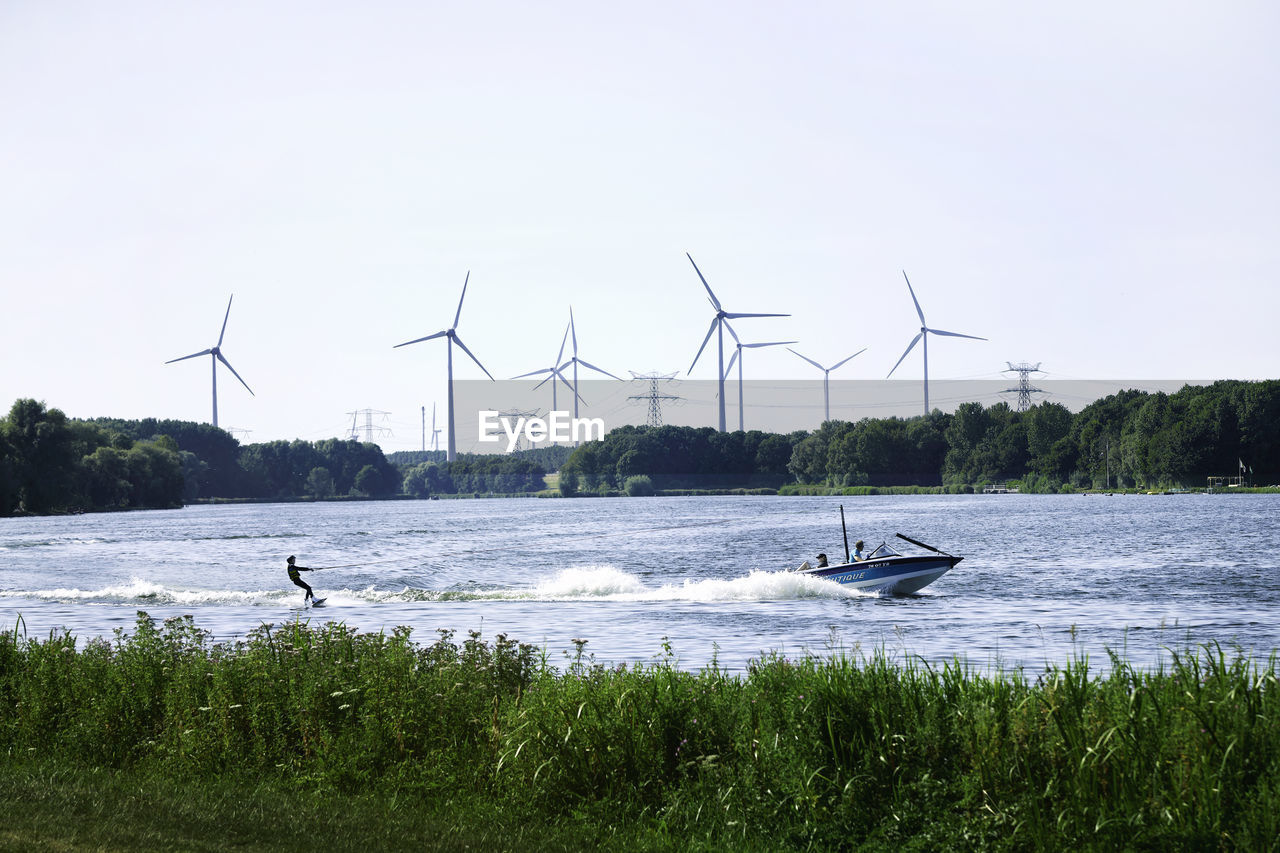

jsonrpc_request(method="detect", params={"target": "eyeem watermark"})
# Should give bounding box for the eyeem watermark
[478,410,606,452]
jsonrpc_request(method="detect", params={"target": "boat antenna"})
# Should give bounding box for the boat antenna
[840,505,850,564]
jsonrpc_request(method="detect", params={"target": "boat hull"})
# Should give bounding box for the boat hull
[798,554,961,595]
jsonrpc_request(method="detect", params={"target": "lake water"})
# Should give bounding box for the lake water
[2,494,1277,673]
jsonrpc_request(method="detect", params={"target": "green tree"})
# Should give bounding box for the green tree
[0,430,18,515]
[353,465,381,497]
[82,446,132,507]
[124,438,184,508]
[2,399,96,513]
[306,467,335,499]
[402,462,445,497]
[754,433,794,480]
[557,458,580,496]
[623,474,655,496]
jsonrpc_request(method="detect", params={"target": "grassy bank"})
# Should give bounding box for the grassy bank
[3,615,1278,850]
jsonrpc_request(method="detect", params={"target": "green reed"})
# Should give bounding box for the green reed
[2,614,1278,851]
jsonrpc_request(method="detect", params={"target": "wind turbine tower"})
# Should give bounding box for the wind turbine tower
[787,347,867,423]
[164,294,254,429]
[421,403,443,452]
[723,327,795,432]
[686,253,789,432]
[1002,362,1046,411]
[394,272,495,462]
[627,371,681,428]
[886,271,987,416]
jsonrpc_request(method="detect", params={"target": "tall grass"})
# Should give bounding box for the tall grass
[2,614,1277,850]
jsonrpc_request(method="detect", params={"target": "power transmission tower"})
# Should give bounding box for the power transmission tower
[1001,362,1046,411]
[628,371,681,428]
[346,409,392,442]
[496,408,541,451]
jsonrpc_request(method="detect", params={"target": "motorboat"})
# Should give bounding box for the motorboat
[797,533,961,595]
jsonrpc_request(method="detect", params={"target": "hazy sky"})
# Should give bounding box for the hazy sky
[2,2,1276,451]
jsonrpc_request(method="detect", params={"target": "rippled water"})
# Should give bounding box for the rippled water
[2,494,1277,672]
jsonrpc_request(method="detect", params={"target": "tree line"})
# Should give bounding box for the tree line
[0,400,550,516]
[555,380,1279,493]
[4,381,1276,514]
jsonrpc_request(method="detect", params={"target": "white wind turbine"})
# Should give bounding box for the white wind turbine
[886,271,987,415]
[787,347,867,424]
[513,318,582,414]
[555,307,621,420]
[723,324,796,432]
[164,294,254,429]
[394,272,494,462]
[686,253,789,432]
[430,403,442,452]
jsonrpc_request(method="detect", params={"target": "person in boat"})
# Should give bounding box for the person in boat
[852,540,867,562]
[815,553,828,568]
[286,555,318,604]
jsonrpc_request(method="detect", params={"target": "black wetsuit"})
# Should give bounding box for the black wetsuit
[288,562,315,602]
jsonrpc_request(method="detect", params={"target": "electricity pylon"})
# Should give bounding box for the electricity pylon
[1001,362,1046,411]
[628,371,681,428]
[347,409,392,442]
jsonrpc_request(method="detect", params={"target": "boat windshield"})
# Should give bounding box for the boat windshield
[868,542,900,558]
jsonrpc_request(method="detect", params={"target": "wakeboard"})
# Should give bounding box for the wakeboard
[311,598,327,608]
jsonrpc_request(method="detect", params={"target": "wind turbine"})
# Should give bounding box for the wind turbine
[394,272,494,462]
[723,324,796,432]
[686,253,789,432]
[513,319,582,414]
[886,271,987,415]
[164,294,254,429]
[555,307,621,421]
[430,403,442,452]
[787,347,867,423]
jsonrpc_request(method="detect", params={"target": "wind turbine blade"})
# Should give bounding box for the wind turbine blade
[887,333,922,378]
[902,271,926,326]
[532,372,554,391]
[165,348,214,364]
[689,317,718,373]
[513,367,554,380]
[451,333,495,381]
[744,340,797,348]
[830,348,867,371]
[217,294,234,347]
[452,271,470,329]
[556,321,570,365]
[393,330,448,348]
[928,328,988,341]
[723,311,789,319]
[787,348,826,371]
[724,348,739,378]
[576,358,622,380]
[569,306,578,355]
[216,352,255,396]
[686,253,722,312]
[723,320,740,344]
